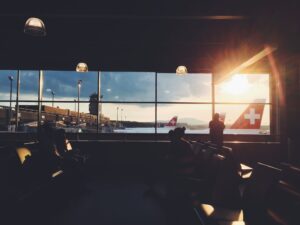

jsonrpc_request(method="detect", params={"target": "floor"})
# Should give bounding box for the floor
[18,174,199,225]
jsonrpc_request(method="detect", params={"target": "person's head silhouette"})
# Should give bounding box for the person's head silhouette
[213,113,220,121]
[173,127,186,140]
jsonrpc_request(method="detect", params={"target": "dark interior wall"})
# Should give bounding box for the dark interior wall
[225,142,281,166]
[70,141,281,172]
[284,57,300,165]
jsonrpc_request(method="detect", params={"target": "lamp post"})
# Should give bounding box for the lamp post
[51,90,55,107]
[8,76,14,126]
[99,95,103,124]
[74,99,77,111]
[77,80,82,124]
[121,108,123,125]
[116,107,119,127]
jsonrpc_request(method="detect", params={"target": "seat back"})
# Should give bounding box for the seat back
[266,179,300,225]
[281,164,300,189]
[244,162,281,202]
[211,152,242,209]
[16,147,32,164]
[243,162,282,224]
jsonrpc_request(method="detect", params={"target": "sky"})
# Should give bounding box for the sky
[0,70,270,126]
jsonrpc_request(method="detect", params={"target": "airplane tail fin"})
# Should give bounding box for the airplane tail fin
[230,99,265,129]
[166,116,178,127]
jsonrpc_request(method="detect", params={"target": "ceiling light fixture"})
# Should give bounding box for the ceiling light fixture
[24,17,46,36]
[176,65,188,75]
[76,62,89,72]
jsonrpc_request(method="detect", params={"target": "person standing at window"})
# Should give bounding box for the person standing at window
[209,113,225,147]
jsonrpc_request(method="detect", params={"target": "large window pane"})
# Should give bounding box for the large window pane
[43,71,98,101]
[215,104,270,135]
[157,104,212,133]
[101,103,155,133]
[0,102,16,132]
[101,72,155,102]
[18,102,38,133]
[0,70,17,100]
[42,102,97,133]
[157,73,212,102]
[215,74,270,103]
[19,70,39,101]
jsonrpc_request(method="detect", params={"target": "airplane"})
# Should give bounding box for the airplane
[185,99,267,134]
[114,99,268,134]
[157,116,178,128]
[224,99,267,134]
[114,116,178,133]
[191,99,266,135]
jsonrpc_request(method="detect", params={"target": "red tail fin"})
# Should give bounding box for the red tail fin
[230,100,265,129]
[166,116,177,127]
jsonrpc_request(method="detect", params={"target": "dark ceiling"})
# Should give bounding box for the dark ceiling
[0,0,299,72]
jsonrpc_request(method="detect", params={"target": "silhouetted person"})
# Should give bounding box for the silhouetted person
[54,129,86,171]
[54,129,70,157]
[209,113,225,147]
[37,122,61,176]
[168,127,195,177]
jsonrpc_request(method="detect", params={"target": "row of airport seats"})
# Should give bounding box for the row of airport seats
[0,141,86,225]
[190,142,300,225]
[186,142,244,208]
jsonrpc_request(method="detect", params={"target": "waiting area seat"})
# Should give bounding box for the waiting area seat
[193,158,300,225]
[1,140,299,225]
[198,204,244,221]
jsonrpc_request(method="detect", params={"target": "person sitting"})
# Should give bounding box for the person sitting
[37,122,61,176]
[168,127,196,177]
[54,129,86,170]
[209,113,225,148]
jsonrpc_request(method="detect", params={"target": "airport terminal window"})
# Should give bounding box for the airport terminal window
[157,73,212,102]
[157,104,211,134]
[214,74,271,135]
[43,71,98,101]
[0,70,18,100]
[0,70,272,135]
[18,102,38,133]
[19,71,39,101]
[156,73,212,134]
[215,74,270,103]
[0,103,16,132]
[41,102,97,133]
[101,72,155,102]
[215,104,270,134]
[101,103,155,133]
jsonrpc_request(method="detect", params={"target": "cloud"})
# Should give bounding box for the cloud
[157,73,212,101]
[43,71,98,99]
[1,70,213,103]
[101,72,155,101]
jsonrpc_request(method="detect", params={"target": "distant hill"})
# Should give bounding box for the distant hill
[158,117,206,125]
[179,117,206,125]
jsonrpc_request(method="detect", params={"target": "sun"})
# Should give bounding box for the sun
[222,74,250,95]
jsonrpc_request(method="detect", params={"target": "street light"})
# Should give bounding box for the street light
[51,90,55,107]
[99,95,103,124]
[8,76,14,126]
[116,107,119,127]
[46,88,55,107]
[121,108,123,124]
[77,80,82,124]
